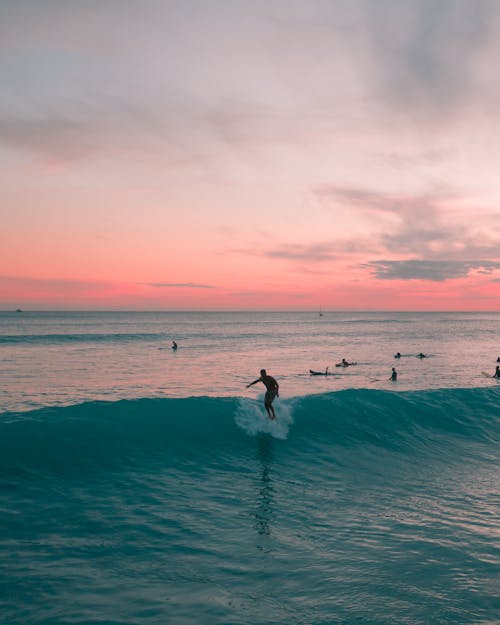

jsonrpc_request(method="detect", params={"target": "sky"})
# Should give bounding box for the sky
[1,0,500,311]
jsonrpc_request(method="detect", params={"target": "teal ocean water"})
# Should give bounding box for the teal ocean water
[1,312,499,624]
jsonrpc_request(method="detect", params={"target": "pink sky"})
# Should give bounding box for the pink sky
[1,1,499,310]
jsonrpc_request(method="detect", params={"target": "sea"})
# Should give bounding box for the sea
[1,310,499,625]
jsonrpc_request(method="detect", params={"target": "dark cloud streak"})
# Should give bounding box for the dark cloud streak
[364,259,500,281]
[266,242,337,262]
[147,282,216,289]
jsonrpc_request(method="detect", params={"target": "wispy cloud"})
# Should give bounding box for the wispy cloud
[1,0,500,171]
[0,116,99,161]
[147,282,216,289]
[0,275,113,293]
[358,0,500,122]
[383,147,458,170]
[314,184,500,262]
[266,242,337,262]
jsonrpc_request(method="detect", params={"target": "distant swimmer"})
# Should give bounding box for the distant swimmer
[172,341,178,350]
[394,352,401,359]
[246,369,279,419]
[310,367,329,376]
[390,367,397,381]
[417,353,427,359]
[336,358,356,367]
[494,366,500,378]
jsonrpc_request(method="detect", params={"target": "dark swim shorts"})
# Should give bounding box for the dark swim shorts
[265,389,278,404]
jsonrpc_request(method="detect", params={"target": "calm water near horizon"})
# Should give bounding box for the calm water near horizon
[1,310,499,412]
[1,311,499,625]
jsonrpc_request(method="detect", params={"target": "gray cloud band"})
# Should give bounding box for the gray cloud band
[364,259,500,281]
[147,283,215,289]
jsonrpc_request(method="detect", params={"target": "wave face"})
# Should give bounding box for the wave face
[2,388,499,625]
[1,387,498,474]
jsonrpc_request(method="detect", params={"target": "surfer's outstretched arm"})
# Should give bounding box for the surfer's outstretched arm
[246,377,261,388]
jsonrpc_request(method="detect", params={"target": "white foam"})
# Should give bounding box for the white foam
[235,396,294,439]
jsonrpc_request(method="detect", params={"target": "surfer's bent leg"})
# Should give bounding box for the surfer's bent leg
[265,390,277,419]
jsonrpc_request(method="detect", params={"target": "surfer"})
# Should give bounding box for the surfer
[390,367,397,381]
[172,341,178,350]
[336,358,356,367]
[394,352,401,359]
[246,369,279,419]
[494,366,500,378]
[417,353,427,359]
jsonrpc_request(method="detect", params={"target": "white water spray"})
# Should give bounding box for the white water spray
[234,396,294,439]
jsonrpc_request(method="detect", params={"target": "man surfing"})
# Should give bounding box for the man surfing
[246,369,279,419]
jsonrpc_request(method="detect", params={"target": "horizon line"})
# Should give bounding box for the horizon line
[1,308,499,314]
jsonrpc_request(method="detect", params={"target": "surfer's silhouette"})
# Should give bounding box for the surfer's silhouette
[246,369,279,419]
[336,358,356,367]
[390,367,397,381]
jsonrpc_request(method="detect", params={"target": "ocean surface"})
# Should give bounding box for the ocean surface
[1,311,499,624]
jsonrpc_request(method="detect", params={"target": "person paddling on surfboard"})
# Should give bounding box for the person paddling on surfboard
[336,358,356,367]
[310,367,329,376]
[246,369,279,420]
